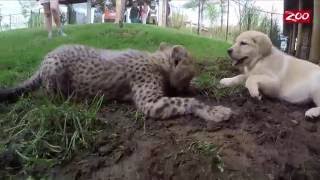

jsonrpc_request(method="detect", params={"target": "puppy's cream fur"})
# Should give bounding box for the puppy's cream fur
[220,30,320,118]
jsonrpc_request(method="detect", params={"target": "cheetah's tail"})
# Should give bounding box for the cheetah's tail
[0,71,41,102]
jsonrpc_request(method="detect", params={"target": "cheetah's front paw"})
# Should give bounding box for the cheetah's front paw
[211,106,232,122]
[194,105,232,122]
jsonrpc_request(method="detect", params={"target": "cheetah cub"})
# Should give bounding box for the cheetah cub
[0,43,232,122]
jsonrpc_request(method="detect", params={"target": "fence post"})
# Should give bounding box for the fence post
[38,9,41,27]
[247,13,251,30]
[87,0,92,24]
[31,10,33,28]
[9,15,11,30]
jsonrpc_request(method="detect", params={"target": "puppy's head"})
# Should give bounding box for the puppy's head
[227,31,273,68]
[158,42,196,91]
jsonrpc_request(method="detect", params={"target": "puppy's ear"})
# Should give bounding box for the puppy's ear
[252,34,272,57]
[171,45,188,66]
[159,42,172,51]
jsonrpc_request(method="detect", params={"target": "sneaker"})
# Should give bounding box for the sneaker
[60,31,67,37]
[58,29,67,37]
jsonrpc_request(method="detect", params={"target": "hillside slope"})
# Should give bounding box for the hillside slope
[0,24,230,86]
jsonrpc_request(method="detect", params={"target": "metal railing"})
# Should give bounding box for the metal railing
[0,9,44,32]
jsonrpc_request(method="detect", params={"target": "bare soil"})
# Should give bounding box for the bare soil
[47,91,320,180]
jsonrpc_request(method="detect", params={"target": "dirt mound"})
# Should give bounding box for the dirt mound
[49,93,320,180]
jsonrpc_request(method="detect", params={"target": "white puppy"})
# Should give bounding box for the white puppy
[220,30,320,118]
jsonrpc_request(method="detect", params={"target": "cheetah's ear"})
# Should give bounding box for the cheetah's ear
[171,45,188,66]
[159,42,172,51]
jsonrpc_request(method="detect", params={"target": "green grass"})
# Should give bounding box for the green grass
[0,23,236,178]
[193,57,243,100]
[0,23,230,86]
[0,94,105,179]
[188,141,224,173]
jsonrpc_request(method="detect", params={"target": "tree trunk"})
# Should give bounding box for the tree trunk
[238,1,241,31]
[67,4,76,24]
[220,0,224,31]
[115,0,126,25]
[197,0,201,34]
[158,0,168,27]
[247,12,251,30]
[309,0,320,63]
[200,0,204,28]
[270,13,273,37]
[287,28,293,53]
[300,27,312,59]
[295,24,303,57]
[226,0,229,41]
[295,0,303,58]
[289,24,297,55]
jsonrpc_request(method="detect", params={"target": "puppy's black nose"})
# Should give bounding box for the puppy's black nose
[227,48,233,55]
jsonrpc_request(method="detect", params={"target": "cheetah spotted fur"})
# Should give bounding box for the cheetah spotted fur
[0,43,232,122]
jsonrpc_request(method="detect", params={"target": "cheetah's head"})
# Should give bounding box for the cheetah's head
[159,42,196,92]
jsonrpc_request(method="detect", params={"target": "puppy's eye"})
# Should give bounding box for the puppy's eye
[240,41,248,46]
[174,58,180,66]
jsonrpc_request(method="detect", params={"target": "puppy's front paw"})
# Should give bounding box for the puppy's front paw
[248,87,262,100]
[305,107,320,118]
[220,78,233,87]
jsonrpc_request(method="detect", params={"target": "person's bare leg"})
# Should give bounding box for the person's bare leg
[43,3,53,38]
[50,0,66,36]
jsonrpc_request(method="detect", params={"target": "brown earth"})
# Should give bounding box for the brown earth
[47,91,320,180]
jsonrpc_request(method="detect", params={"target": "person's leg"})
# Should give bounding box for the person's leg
[142,15,147,24]
[42,3,53,38]
[50,0,67,36]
